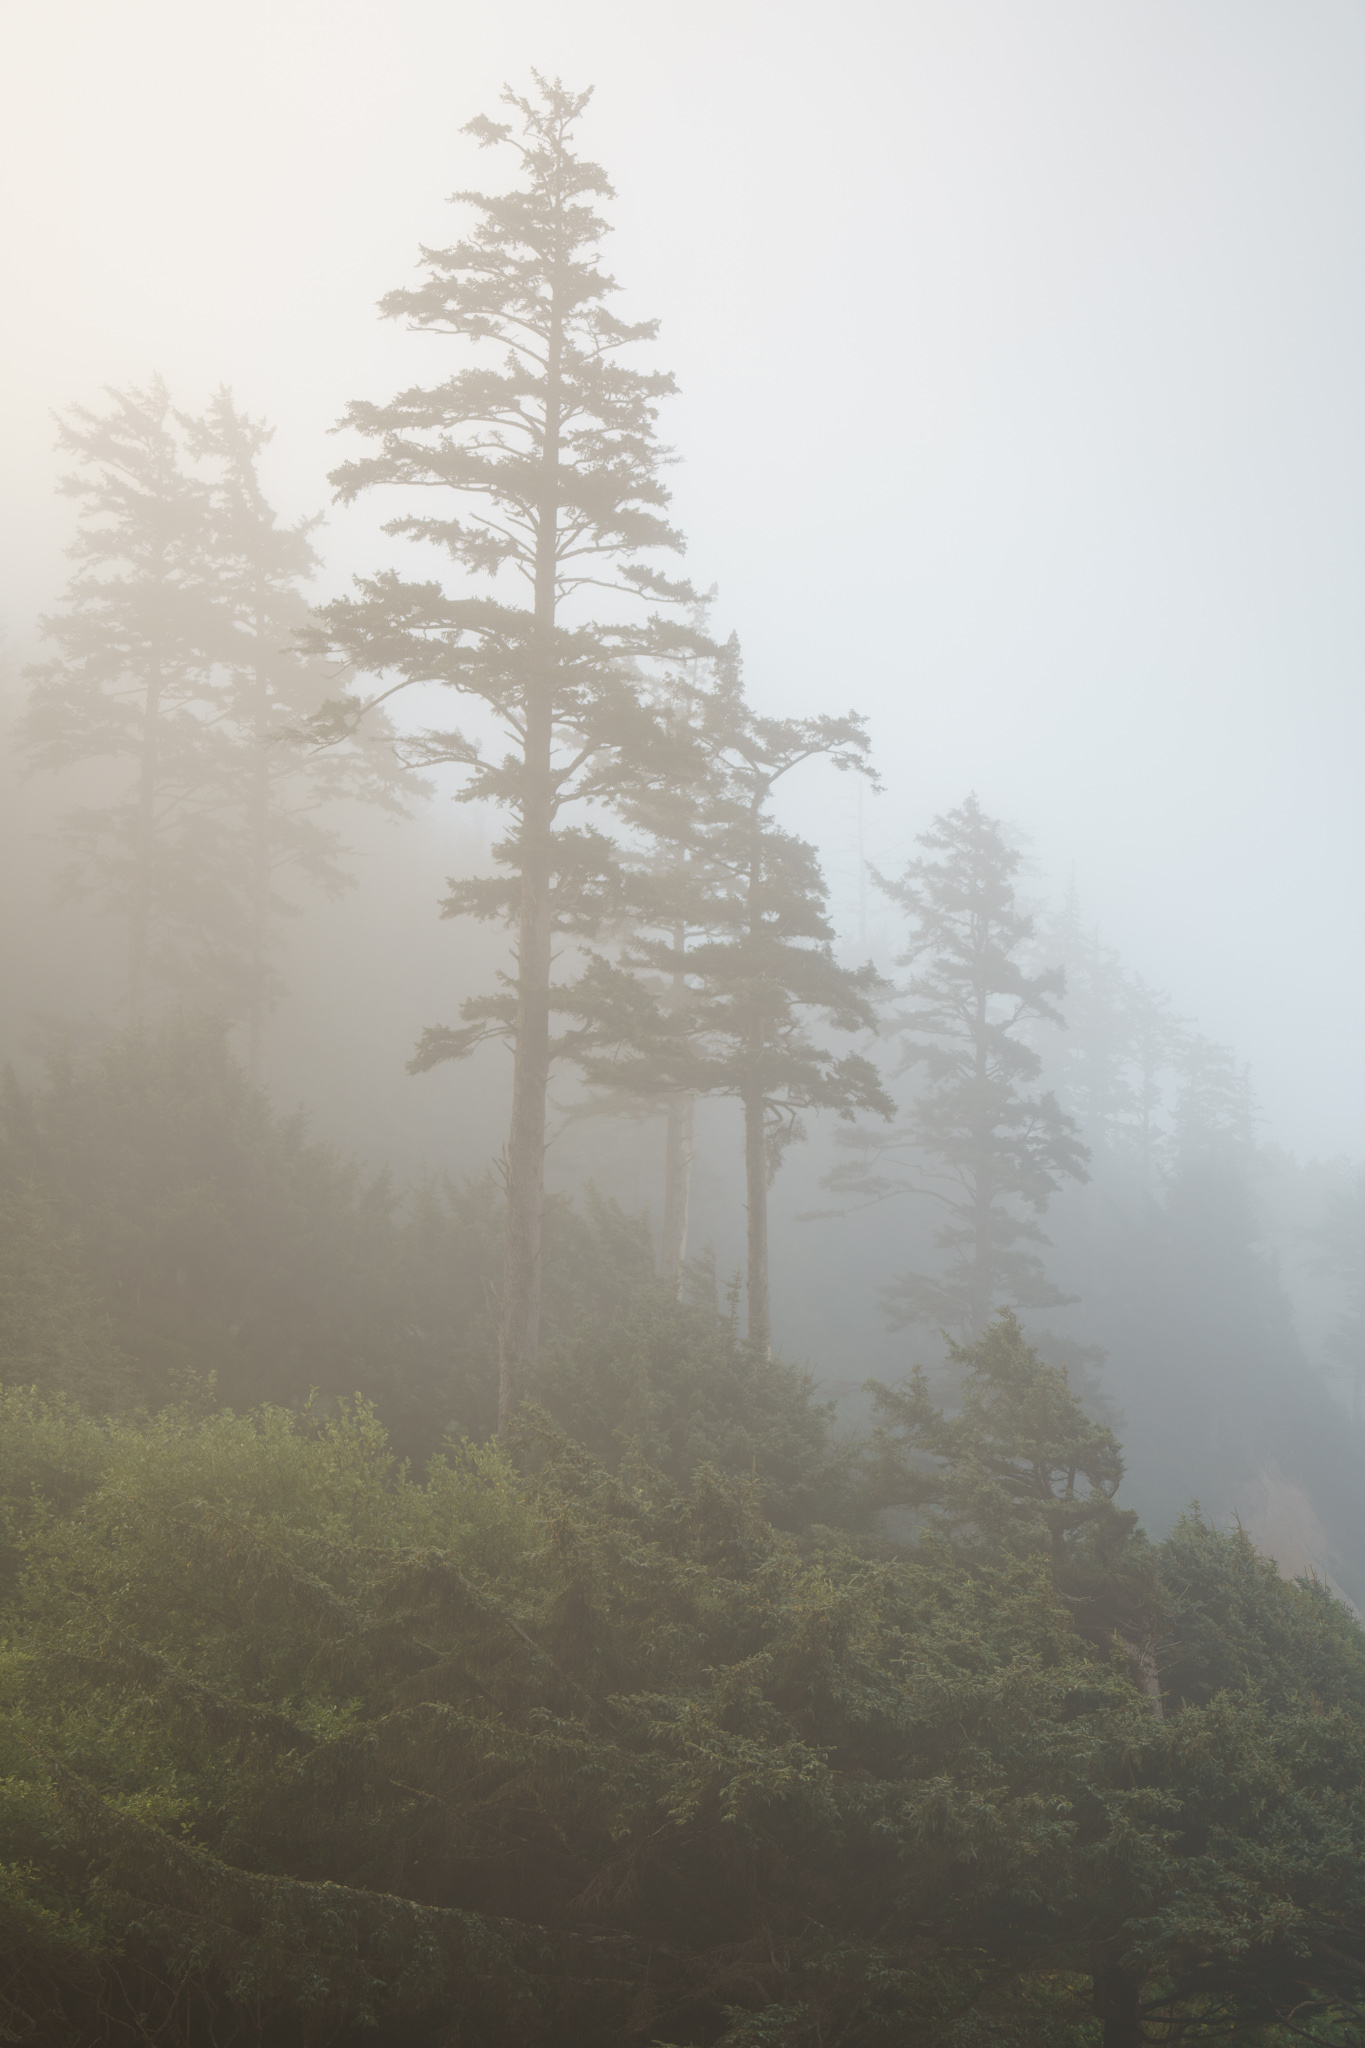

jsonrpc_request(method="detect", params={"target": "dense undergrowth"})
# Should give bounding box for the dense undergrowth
[4,1027,1365,2044]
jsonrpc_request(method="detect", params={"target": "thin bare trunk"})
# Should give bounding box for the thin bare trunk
[744,1078,769,1355]
[129,668,161,1025]
[660,916,694,1292]
[246,620,270,1080]
[661,1092,695,1292]
[969,977,990,1337]
[742,810,769,1354]
[497,261,562,1432]
[500,786,552,1428]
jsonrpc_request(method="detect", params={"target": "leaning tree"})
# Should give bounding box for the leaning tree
[314,78,702,1426]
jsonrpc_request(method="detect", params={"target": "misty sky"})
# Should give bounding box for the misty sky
[5,1,1365,1158]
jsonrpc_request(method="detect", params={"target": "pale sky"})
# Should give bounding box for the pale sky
[5,0,1365,1157]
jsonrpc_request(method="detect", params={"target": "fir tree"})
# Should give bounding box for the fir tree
[827,794,1087,1338]
[21,379,227,1020]
[1038,887,1140,1165]
[1124,971,1185,1187]
[313,78,699,1427]
[566,613,729,1291]
[583,668,891,1354]
[1303,1171,1365,1421]
[191,390,412,1072]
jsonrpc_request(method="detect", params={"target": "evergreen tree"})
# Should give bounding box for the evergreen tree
[12,1338,1365,2046]
[191,389,412,1072]
[21,379,227,1020]
[313,78,699,1427]
[1121,972,1185,1187]
[869,1311,1160,1699]
[828,794,1087,1338]
[1170,1028,1254,1174]
[1304,1169,1365,1421]
[1038,887,1140,1166]
[565,615,731,1291]
[584,672,891,1354]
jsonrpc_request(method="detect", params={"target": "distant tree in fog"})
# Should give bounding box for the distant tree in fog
[190,390,411,1072]
[313,78,703,1428]
[21,379,226,1021]
[1037,893,1187,1186]
[582,665,891,1355]
[21,380,404,1050]
[825,795,1087,1339]
[1125,973,1186,1186]
[1037,889,1137,1161]
[1170,1030,1254,1173]
[1304,1172,1365,1423]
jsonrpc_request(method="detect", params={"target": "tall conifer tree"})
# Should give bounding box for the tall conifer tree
[584,669,891,1354]
[1305,1171,1365,1423]
[314,79,697,1425]
[22,380,225,1020]
[827,795,1087,1338]
[194,390,411,1071]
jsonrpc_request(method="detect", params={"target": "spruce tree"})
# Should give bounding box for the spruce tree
[568,616,729,1290]
[1306,1171,1365,1422]
[827,794,1087,1337]
[22,379,226,1020]
[314,79,697,1427]
[1124,971,1185,1187]
[1038,888,1139,1165]
[192,390,410,1071]
[584,668,892,1354]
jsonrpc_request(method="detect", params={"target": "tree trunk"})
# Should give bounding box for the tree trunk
[743,1078,769,1355]
[661,1091,695,1292]
[1092,1958,1144,2048]
[246,621,270,1080]
[500,779,552,1429]
[497,277,562,1431]
[966,971,995,1337]
[129,666,162,1025]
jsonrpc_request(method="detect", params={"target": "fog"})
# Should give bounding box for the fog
[5,1,1365,1152]
[14,18,1365,2035]
[5,3,1365,1580]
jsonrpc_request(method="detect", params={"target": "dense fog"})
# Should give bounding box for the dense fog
[6,13,1365,2040]
[6,0,1365,1574]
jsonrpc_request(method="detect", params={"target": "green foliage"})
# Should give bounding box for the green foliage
[5,1315,1365,2042]
[0,1177,129,1412]
[869,1311,1135,1567]
[0,1387,1139,2045]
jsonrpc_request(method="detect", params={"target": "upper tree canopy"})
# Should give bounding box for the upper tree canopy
[22,380,232,1018]
[316,73,697,791]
